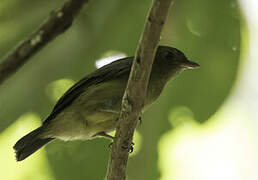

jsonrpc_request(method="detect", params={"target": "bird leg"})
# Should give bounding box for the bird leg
[93,131,114,140]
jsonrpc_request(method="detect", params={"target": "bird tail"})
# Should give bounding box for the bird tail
[13,126,54,161]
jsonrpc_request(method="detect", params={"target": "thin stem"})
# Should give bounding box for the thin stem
[106,0,173,180]
[0,0,89,85]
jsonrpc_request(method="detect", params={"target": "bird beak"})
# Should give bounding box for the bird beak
[180,59,200,69]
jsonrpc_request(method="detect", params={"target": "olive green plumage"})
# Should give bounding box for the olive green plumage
[13,45,199,161]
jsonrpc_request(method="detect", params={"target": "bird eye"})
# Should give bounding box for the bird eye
[164,51,174,59]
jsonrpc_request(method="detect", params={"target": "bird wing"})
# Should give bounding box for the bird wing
[44,57,132,124]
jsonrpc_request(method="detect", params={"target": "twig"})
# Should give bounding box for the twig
[106,0,173,180]
[0,0,89,85]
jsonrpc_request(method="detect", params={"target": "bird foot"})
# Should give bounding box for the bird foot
[109,141,135,153]
[138,116,142,125]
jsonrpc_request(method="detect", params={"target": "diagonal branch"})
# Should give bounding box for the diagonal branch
[106,0,173,180]
[0,0,89,85]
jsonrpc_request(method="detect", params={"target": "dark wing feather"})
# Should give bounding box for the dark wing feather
[44,57,133,124]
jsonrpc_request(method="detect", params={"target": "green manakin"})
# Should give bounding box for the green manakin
[13,45,199,161]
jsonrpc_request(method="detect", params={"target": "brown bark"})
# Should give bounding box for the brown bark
[0,0,89,85]
[106,0,173,179]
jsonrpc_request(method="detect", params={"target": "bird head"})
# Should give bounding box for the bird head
[152,46,200,82]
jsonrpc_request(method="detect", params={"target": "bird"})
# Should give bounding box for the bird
[13,45,199,161]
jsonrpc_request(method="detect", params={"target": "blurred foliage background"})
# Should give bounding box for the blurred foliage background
[1,0,257,179]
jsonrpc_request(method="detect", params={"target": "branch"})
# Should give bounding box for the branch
[106,0,173,180]
[0,0,89,85]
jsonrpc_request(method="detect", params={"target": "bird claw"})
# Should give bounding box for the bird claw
[138,116,142,125]
[109,142,135,153]
[129,143,134,153]
[122,142,135,153]
[108,142,113,148]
